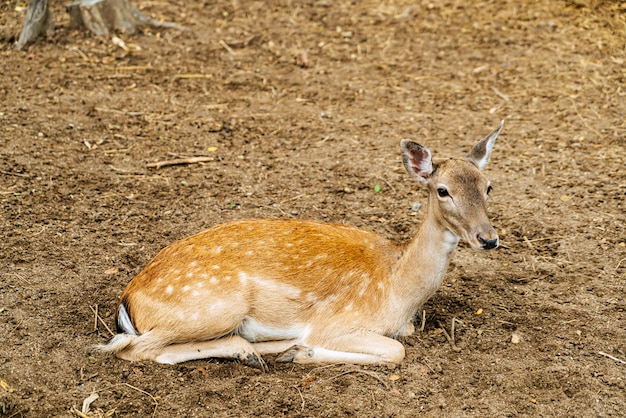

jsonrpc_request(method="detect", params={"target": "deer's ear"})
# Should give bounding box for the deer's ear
[465,120,504,171]
[401,140,433,184]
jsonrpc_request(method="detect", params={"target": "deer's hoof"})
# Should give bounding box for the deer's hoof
[276,345,314,363]
[240,351,267,372]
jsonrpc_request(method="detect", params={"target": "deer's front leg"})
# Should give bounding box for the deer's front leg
[276,330,405,365]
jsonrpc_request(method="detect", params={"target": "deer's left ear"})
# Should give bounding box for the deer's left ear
[465,120,504,170]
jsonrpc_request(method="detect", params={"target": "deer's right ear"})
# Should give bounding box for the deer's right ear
[401,140,433,184]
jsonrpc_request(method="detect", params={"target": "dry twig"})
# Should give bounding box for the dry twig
[598,351,626,365]
[419,309,427,332]
[219,39,236,56]
[172,74,214,80]
[89,305,114,337]
[123,383,158,418]
[437,318,461,352]
[293,385,305,412]
[146,156,214,169]
[1,170,30,178]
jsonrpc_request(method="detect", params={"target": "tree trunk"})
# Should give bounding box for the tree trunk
[16,0,54,51]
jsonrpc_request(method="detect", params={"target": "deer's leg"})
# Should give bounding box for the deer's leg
[251,339,299,355]
[119,335,267,370]
[276,330,405,365]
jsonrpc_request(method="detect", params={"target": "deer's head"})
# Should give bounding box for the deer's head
[401,121,503,250]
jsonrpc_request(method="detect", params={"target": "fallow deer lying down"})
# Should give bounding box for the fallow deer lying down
[99,121,504,369]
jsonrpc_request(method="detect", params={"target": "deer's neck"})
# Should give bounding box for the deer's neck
[389,201,459,321]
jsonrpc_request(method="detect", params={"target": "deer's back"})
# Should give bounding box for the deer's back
[120,219,403,337]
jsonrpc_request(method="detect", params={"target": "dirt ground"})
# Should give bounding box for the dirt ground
[1,0,625,416]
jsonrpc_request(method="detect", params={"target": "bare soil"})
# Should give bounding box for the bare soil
[1,0,625,416]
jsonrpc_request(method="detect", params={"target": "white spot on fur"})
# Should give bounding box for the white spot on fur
[209,300,228,316]
[246,250,254,256]
[186,271,194,278]
[191,313,199,320]
[358,285,367,298]
[344,303,353,311]
[182,285,190,292]
[210,277,218,285]
[165,285,174,294]
[212,265,220,270]
[190,261,198,267]
[213,246,223,254]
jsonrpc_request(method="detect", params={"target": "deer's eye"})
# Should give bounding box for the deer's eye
[487,185,493,195]
[436,187,449,198]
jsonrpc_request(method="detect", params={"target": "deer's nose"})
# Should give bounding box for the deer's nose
[478,235,499,250]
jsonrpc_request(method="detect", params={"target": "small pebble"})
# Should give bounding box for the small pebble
[410,202,422,212]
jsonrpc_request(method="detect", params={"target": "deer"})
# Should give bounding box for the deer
[98,121,504,370]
